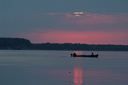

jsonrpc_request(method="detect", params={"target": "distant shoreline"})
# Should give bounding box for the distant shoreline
[0,37,128,51]
[0,49,128,52]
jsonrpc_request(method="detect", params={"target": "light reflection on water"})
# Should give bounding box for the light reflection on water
[0,50,128,85]
[74,51,83,55]
[74,67,83,85]
[73,67,128,85]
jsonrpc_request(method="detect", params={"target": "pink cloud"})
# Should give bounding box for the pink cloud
[20,29,128,45]
[44,12,128,25]
[63,12,128,25]
[19,12,128,44]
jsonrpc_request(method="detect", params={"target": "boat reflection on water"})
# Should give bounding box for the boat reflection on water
[73,51,83,85]
[74,51,83,55]
[74,67,83,85]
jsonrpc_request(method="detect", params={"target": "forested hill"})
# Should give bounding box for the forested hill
[0,37,31,50]
[0,37,128,51]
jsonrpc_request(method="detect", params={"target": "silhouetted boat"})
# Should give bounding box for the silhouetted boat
[71,54,98,58]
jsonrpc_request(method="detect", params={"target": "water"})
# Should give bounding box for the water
[0,50,128,85]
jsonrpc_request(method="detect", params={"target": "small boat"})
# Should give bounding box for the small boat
[71,53,98,58]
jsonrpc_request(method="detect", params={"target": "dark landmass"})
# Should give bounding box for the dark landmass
[0,37,31,50]
[0,37,128,51]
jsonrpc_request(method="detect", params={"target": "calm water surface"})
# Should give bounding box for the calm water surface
[0,50,128,85]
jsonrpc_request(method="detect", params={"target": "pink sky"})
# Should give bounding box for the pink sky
[19,12,128,45]
[1,1,128,45]
[21,29,128,45]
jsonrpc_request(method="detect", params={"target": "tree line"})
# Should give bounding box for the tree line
[0,37,31,50]
[0,37,128,51]
[32,42,128,51]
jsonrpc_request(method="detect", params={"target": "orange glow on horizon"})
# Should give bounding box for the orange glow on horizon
[74,67,83,85]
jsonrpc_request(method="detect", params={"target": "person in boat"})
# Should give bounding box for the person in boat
[73,53,77,57]
[91,52,94,55]
[70,54,73,57]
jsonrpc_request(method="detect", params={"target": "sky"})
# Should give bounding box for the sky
[0,0,128,45]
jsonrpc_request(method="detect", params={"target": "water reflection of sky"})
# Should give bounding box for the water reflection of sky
[74,67,83,85]
[0,50,128,85]
[73,67,128,85]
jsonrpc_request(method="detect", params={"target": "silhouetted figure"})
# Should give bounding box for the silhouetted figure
[73,53,77,57]
[70,54,73,57]
[91,52,94,55]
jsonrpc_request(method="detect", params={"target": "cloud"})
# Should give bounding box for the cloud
[20,29,128,45]
[41,12,128,32]
[18,12,128,44]
[44,12,128,28]
[53,12,127,20]
[65,12,128,24]
[1,11,128,45]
